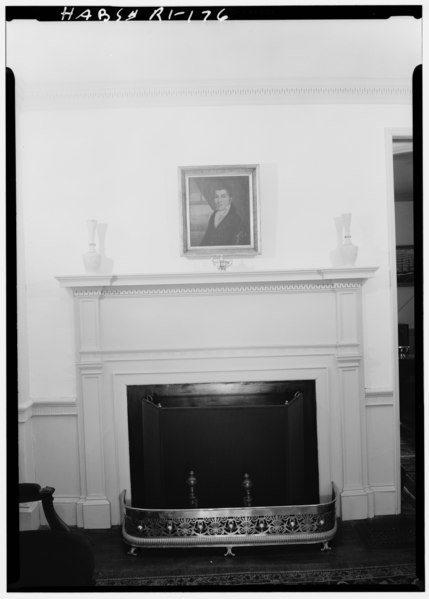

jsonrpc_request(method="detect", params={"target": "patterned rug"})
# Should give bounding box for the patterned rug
[97,563,420,588]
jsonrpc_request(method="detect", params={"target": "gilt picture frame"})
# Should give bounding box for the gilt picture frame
[179,164,260,257]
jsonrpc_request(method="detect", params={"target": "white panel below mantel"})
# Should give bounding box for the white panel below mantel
[100,293,337,351]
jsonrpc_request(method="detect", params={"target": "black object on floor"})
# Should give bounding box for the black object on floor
[9,530,95,590]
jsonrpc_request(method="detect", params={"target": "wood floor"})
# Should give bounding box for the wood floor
[88,501,420,588]
[88,429,420,589]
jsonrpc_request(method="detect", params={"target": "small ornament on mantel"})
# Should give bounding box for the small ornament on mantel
[330,213,358,267]
[212,255,233,271]
[83,219,102,273]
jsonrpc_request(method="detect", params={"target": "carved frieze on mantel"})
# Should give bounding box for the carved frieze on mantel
[56,267,378,297]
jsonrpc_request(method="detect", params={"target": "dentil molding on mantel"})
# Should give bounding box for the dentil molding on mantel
[56,267,378,296]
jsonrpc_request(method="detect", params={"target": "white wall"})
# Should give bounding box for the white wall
[10,17,420,520]
[18,101,412,400]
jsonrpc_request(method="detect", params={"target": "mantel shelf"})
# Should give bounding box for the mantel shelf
[56,267,378,297]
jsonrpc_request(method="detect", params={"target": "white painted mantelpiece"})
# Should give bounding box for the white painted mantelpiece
[56,267,378,290]
[56,267,391,529]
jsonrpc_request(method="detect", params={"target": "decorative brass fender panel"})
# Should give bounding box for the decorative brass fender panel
[121,484,338,553]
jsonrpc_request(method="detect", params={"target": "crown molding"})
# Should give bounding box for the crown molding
[56,267,378,298]
[17,78,412,111]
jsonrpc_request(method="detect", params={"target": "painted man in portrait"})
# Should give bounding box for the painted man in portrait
[200,185,249,246]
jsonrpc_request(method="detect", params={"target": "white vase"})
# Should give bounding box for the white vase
[339,213,358,266]
[83,220,101,273]
[339,241,358,266]
[83,249,101,272]
[334,216,344,247]
[341,213,352,239]
[330,213,358,267]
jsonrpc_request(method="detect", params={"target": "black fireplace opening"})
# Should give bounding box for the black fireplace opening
[127,380,319,510]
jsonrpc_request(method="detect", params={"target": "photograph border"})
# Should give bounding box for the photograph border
[179,164,260,257]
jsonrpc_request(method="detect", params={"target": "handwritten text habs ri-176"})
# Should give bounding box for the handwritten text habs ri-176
[61,6,229,21]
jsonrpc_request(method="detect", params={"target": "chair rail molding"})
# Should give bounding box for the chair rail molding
[365,387,395,406]
[18,398,78,422]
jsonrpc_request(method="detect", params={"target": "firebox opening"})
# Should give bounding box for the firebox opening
[127,381,319,510]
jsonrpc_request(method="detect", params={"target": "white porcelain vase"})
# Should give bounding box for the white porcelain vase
[339,213,358,266]
[330,213,358,267]
[83,219,101,273]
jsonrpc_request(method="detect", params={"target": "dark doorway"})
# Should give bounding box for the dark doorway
[393,137,416,509]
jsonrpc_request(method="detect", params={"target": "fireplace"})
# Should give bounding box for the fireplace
[56,267,389,529]
[127,381,319,510]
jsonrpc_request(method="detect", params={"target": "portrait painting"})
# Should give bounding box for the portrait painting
[179,165,260,256]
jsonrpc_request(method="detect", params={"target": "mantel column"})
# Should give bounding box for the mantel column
[74,291,110,528]
[335,286,370,520]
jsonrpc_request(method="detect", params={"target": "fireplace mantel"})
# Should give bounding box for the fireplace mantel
[56,267,378,297]
[54,265,395,529]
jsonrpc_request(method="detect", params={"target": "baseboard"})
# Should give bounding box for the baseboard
[37,496,109,528]
[19,502,41,531]
[82,498,111,529]
[341,486,398,519]
[340,489,370,520]
[372,487,398,515]
[39,496,80,527]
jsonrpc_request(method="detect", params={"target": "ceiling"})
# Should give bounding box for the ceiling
[6,18,422,86]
